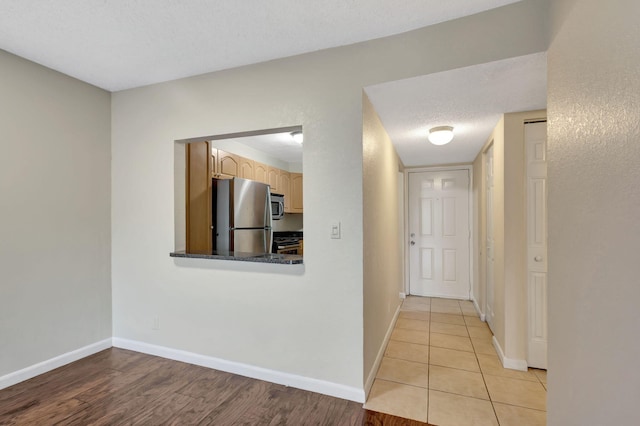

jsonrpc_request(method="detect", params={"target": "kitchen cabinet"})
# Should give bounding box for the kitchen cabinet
[239,157,254,179]
[291,173,303,213]
[279,171,291,212]
[217,150,240,178]
[267,166,279,193]
[186,141,212,252]
[212,147,302,213]
[216,150,255,180]
[254,162,268,185]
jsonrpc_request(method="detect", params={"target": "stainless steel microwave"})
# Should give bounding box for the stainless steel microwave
[271,193,284,220]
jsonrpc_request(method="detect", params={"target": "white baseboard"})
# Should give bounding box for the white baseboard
[472,298,486,321]
[364,302,402,398]
[0,338,113,390]
[399,292,406,299]
[112,337,365,403]
[492,336,528,371]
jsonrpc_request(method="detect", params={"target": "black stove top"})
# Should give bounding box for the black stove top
[272,231,303,252]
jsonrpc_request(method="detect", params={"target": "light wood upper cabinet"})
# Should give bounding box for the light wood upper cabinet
[279,171,291,212]
[239,157,254,179]
[214,149,254,180]
[254,162,268,185]
[217,150,240,178]
[267,166,280,193]
[291,173,303,213]
[212,147,302,213]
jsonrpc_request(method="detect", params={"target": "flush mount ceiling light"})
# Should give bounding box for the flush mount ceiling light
[291,131,303,144]
[428,126,454,145]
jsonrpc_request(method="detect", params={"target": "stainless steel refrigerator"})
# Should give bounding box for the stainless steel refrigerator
[213,177,273,253]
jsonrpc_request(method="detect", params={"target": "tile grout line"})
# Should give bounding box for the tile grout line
[463,299,502,425]
[372,377,427,391]
[489,400,548,412]
[399,298,547,423]
[383,354,429,365]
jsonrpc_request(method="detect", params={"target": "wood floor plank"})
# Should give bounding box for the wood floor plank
[73,370,147,404]
[0,397,88,426]
[0,351,113,404]
[163,396,221,426]
[0,348,434,425]
[197,379,274,425]
[248,385,302,425]
[0,367,119,423]
[164,371,253,424]
[63,359,203,425]
[363,409,431,425]
[129,391,194,425]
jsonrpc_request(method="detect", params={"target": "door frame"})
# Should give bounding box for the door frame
[483,143,495,330]
[524,119,548,369]
[403,165,474,300]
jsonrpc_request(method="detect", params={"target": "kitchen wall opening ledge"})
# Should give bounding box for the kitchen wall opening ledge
[169,250,303,265]
[174,126,304,267]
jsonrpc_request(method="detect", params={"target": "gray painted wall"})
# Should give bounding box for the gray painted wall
[0,50,112,377]
[547,0,640,423]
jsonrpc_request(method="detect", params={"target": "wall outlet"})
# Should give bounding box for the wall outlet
[152,316,160,330]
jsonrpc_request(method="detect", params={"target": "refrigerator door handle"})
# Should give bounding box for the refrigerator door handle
[267,228,273,254]
[266,191,273,253]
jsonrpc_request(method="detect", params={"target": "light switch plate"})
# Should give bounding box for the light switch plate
[331,222,341,239]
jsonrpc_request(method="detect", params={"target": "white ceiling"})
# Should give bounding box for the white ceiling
[365,53,547,167]
[0,0,520,91]
[0,0,545,167]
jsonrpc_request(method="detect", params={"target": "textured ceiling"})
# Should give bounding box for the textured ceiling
[0,1,545,168]
[365,53,547,167]
[0,0,520,91]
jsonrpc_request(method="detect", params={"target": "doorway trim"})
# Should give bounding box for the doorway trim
[484,142,495,331]
[403,164,474,300]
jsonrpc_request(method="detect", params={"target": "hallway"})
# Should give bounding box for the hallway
[364,296,547,425]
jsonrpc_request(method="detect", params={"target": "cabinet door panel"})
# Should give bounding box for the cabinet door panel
[239,158,254,179]
[218,150,240,177]
[254,162,268,184]
[291,173,303,213]
[267,167,280,193]
[279,171,291,212]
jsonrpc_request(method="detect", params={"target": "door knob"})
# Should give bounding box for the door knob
[410,241,416,246]
[534,256,543,262]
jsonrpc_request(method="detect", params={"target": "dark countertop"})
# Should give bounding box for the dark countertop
[170,250,303,264]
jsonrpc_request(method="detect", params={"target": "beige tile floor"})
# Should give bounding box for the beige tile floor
[365,296,547,426]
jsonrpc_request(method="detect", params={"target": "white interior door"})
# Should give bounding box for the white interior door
[409,169,470,299]
[526,121,548,369]
[485,145,495,331]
